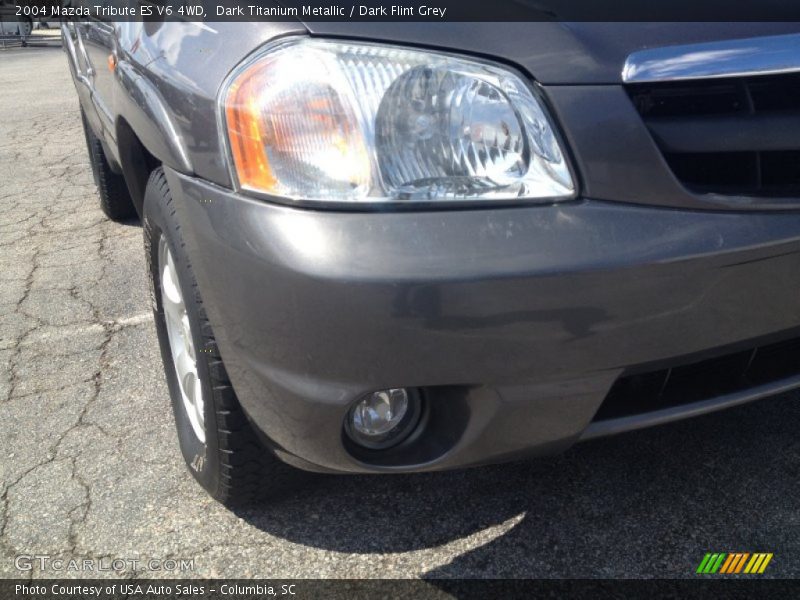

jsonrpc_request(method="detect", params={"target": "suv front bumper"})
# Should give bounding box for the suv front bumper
[163,167,800,473]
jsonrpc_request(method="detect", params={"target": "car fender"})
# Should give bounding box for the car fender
[114,60,192,175]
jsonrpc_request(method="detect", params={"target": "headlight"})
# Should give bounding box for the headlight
[222,38,575,205]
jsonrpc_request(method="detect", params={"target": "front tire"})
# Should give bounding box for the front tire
[143,168,303,506]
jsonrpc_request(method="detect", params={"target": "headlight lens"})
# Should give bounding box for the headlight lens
[222,39,574,204]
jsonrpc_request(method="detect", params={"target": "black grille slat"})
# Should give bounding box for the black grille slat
[630,81,746,117]
[627,72,800,197]
[594,336,800,421]
[646,114,800,154]
[665,152,759,192]
[660,350,752,405]
[745,338,800,385]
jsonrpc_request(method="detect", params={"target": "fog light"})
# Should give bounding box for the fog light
[346,388,422,449]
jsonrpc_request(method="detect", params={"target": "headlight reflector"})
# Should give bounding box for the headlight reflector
[223,39,574,204]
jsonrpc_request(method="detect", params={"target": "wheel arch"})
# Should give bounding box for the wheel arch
[116,117,162,217]
[114,61,193,216]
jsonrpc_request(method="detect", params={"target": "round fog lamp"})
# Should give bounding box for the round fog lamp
[346,388,421,449]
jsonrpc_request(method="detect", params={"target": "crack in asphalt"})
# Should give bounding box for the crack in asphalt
[5,248,42,402]
[5,46,800,581]
[0,50,156,572]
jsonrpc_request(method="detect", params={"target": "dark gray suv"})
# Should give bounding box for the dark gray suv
[64,18,800,505]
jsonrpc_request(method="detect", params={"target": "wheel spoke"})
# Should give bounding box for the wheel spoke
[193,376,204,424]
[182,371,197,404]
[159,238,205,443]
[182,314,196,361]
[161,263,184,315]
[175,345,197,390]
[161,283,183,317]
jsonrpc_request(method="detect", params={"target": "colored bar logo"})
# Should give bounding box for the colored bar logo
[696,553,773,574]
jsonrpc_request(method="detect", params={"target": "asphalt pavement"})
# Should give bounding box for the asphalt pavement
[1,47,799,580]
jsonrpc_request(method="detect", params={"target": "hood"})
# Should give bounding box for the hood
[301,22,800,84]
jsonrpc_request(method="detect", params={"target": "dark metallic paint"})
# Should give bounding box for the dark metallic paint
[64,18,800,473]
[164,167,800,472]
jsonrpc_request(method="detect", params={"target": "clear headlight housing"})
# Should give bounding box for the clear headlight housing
[222,38,575,205]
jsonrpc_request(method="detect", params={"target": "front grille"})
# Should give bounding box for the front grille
[627,73,800,197]
[594,336,800,421]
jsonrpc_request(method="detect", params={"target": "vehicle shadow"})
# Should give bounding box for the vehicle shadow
[235,392,800,577]
[115,216,142,228]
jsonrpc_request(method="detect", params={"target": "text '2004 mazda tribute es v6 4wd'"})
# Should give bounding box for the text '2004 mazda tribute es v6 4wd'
[64,18,800,505]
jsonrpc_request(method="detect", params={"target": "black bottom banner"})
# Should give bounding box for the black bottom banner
[3,579,800,600]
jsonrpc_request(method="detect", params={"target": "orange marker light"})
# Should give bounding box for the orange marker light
[224,63,277,193]
[223,50,370,199]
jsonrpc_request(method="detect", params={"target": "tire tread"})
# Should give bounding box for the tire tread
[82,110,136,221]
[145,167,299,506]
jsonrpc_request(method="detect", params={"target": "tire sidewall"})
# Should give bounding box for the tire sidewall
[143,172,224,497]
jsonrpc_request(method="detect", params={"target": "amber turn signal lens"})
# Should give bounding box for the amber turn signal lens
[223,49,370,199]
[224,63,278,193]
